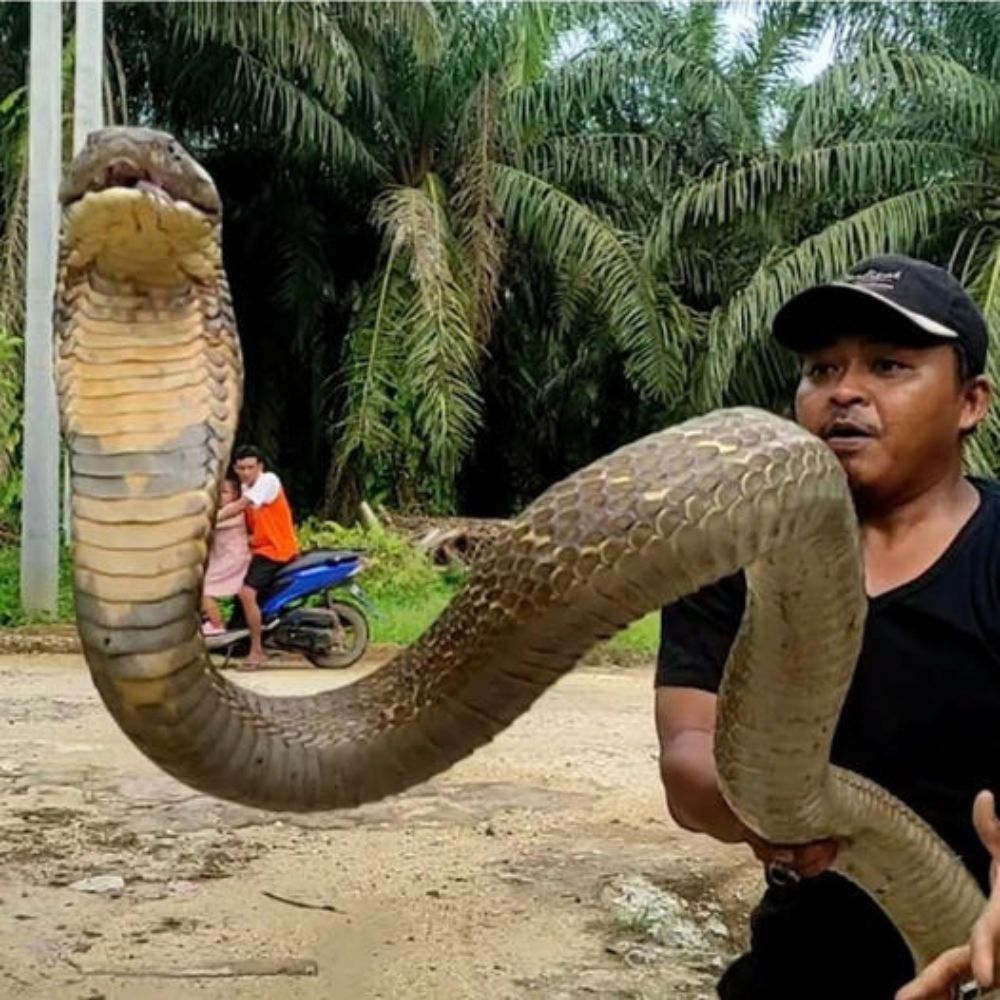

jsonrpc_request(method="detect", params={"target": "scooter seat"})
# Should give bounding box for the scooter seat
[271,549,360,585]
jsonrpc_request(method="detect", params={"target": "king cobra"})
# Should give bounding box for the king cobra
[55,127,989,980]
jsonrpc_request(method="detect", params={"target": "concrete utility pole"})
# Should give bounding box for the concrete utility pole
[63,0,104,545]
[21,0,63,613]
[73,1,104,156]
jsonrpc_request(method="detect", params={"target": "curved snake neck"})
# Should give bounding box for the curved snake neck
[56,127,988,975]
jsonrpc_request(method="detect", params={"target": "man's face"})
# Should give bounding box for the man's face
[234,457,262,486]
[793,333,989,505]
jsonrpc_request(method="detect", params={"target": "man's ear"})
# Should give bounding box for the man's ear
[960,376,992,434]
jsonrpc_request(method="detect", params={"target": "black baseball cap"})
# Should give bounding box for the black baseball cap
[772,254,988,376]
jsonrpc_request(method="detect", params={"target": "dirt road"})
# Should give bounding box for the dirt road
[0,652,760,999]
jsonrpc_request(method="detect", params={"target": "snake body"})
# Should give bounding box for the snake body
[55,128,987,974]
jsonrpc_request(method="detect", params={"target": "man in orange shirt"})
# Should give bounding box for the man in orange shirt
[218,445,299,669]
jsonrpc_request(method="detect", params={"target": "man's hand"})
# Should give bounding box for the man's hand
[896,790,1000,1000]
[219,495,250,520]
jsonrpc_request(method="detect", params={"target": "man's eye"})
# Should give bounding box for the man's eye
[873,358,906,373]
[806,363,834,377]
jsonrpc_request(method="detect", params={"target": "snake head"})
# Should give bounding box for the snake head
[60,127,220,214]
[59,127,221,282]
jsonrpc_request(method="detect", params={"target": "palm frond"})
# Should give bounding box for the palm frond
[229,51,382,176]
[518,133,674,208]
[789,48,1000,150]
[868,3,1000,82]
[678,0,723,64]
[0,329,20,479]
[699,184,974,409]
[727,1,832,111]
[452,74,504,344]
[506,48,755,153]
[0,89,27,480]
[333,0,442,67]
[0,141,27,338]
[503,1,556,90]
[551,260,602,337]
[965,231,1000,472]
[494,164,687,405]
[163,1,361,113]
[374,177,481,476]
[330,248,406,492]
[651,139,976,261]
[271,198,330,354]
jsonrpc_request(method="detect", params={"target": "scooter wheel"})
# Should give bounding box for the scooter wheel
[307,602,369,669]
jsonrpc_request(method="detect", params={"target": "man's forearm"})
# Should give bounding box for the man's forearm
[660,726,841,877]
[219,498,248,520]
[660,729,748,844]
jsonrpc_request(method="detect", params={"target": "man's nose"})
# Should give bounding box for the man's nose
[828,370,869,408]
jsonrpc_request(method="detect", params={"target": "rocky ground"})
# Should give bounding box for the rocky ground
[0,648,761,999]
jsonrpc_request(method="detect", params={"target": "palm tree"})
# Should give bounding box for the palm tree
[51,1,439,511]
[89,2,652,513]
[326,1,692,511]
[325,1,867,514]
[653,2,1000,469]
[462,1,844,509]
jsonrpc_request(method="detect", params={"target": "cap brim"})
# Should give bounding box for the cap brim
[772,282,959,352]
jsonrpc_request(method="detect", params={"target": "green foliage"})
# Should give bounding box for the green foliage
[332,176,482,499]
[0,547,75,627]
[0,328,21,480]
[698,184,975,409]
[494,164,686,406]
[296,520,465,644]
[297,519,460,601]
[369,585,456,646]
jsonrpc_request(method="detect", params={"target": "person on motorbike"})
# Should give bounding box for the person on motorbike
[218,445,299,670]
[201,471,251,636]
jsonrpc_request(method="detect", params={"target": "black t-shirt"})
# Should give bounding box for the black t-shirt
[657,477,1000,997]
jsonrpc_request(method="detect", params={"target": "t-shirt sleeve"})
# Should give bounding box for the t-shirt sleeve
[244,471,281,508]
[655,571,747,693]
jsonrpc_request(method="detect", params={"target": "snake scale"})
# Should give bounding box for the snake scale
[54,127,990,979]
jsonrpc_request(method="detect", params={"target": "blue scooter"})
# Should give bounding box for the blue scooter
[204,549,375,668]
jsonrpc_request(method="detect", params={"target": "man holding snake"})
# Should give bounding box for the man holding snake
[656,255,1000,999]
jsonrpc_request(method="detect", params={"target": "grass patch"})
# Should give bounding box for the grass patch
[369,582,660,654]
[609,611,659,654]
[370,581,455,645]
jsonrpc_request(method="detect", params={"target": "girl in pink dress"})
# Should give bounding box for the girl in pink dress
[202,473,252,635]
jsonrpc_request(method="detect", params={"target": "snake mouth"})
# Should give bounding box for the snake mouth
[63,158,220,217]
[59,126,221,217]
[106,158,220,214]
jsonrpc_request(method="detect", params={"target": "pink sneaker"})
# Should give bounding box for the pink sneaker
[201,622,225,637]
